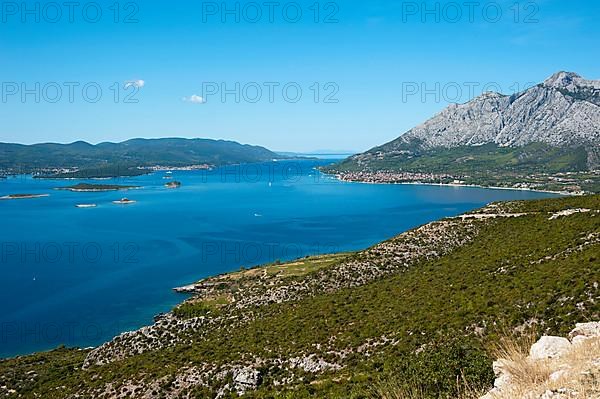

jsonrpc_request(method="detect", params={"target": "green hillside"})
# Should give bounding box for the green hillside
[0,138,281,177]
[1,195,599,398]
[331,143,590,175]
[324,143,600,193]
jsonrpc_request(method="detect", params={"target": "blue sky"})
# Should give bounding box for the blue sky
[0,0,598,152]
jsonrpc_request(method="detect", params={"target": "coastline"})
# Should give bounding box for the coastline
[321,171,579,196]
[49,193,599,398]
[0,165,569,360]
[344,179,575,196]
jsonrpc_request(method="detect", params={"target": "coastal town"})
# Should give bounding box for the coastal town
[331,169,600,195]
[0,164,212,180]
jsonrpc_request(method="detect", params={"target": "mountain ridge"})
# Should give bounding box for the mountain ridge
[387,71,599,153]
[0,137,284,176]
[326,72,600,193]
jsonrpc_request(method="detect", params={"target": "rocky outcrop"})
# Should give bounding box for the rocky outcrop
[390,72,599,150]
[231,367,262,395]
[482,322,600,399]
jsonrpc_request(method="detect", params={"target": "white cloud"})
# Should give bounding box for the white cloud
[124,79,145,89]
[183,94,206,104]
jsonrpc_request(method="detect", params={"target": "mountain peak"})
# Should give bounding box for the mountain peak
[473,91,507,100]
[543,71,583,88]
[369,71,600,157]
[542,71,591,90]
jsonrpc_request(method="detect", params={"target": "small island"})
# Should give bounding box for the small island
[165,181,182,189]
[57,183,140,192]
[75,204,97,208]
[0,193,50,200]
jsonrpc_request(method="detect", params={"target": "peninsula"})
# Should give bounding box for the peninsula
[2,194,598,398]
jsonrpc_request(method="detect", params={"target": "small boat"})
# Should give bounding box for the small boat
[166,171,173,174]
[75,204,97,208]
[112,198,136,205]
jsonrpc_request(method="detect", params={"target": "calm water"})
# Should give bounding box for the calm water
[0,160,556,358]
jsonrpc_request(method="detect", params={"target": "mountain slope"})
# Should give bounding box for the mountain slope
[1,195,599,398]
[0,138,281,174]
[327,72,600,193]
[394,72,600,151]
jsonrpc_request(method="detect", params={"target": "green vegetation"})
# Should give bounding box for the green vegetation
[56,183,140,191]
[325,143,600,193]
[330,143,590,175]
[37,164,148,179]
[0,138,282,176]
[245,253,349,278]
[1,196,598,398]
[172,254,350,320]
[173,297,230,319]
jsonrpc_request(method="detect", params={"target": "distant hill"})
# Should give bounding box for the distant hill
[0,138,282,177]
[325,71,600,193]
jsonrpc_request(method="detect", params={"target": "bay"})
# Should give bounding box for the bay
[0,160,556,358]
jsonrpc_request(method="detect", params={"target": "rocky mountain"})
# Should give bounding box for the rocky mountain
[336,72,600,172]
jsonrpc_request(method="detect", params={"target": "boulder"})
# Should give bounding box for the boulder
[569,322,600,345]
[288,355,341,373]
[548,367,570,382]
[529,336,571,360]
[492,359,512,390]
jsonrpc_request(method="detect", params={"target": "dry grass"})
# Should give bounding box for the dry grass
[486,336,600,399]
[371,336,600,399]
[370,373,486,399]
[371,381,426,399]
[489,333,553,389]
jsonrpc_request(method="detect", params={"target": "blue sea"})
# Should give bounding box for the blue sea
[0,160,557,358]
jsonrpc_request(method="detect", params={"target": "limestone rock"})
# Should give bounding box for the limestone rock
[569,322,600,344]
[529,336,572,360]
[233,367,262,395]
[344,71,600,170]
[492,359,512,390]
